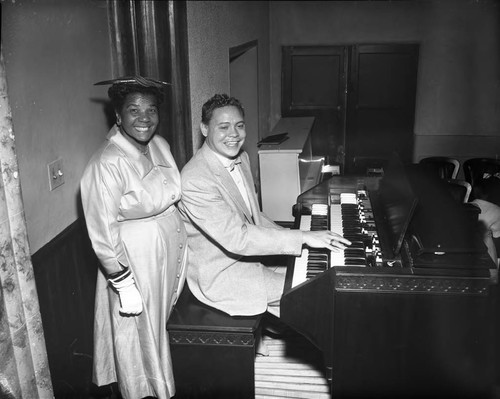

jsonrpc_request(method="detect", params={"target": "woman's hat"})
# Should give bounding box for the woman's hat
[94,76,170,88]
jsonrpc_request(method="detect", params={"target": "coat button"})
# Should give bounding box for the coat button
[179,244,183,249]
[163,180,167,184]
[177,228,181,233]
[171,194,176,200]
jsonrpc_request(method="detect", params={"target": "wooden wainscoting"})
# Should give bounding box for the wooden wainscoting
[31,218,104,398]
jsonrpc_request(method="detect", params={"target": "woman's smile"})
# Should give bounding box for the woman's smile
[117,93,159,146]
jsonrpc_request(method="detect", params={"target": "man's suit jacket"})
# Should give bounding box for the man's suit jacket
[179,142,303,316]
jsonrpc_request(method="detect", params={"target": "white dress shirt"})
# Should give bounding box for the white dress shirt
[214,152,252,214]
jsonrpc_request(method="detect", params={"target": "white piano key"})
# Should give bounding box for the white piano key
[330,204,345,267]
[292,248,309,288]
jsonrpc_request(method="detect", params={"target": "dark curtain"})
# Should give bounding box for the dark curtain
[107,0,192,168]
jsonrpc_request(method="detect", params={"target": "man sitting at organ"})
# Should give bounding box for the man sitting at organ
[178,93,350,317]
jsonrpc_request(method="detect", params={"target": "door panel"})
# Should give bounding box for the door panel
[282,46,348,167]
[291,55,340,107]
[346,44,419,172]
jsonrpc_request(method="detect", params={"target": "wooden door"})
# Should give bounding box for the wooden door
[282,46,348,168]
[281,44,419,174]
[346,44,419,173]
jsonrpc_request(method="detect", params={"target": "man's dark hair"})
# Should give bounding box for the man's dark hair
[201,94,244,125]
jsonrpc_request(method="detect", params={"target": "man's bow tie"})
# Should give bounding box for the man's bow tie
[226,158,242,172]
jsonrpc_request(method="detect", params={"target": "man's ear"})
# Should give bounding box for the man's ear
[200,123,208,137]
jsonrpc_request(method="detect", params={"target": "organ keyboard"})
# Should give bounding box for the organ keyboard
[281,169,497,399]
[293,195,372,288]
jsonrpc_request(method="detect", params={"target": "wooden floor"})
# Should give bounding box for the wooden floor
[255,331,330,399]
[255,330,500,399]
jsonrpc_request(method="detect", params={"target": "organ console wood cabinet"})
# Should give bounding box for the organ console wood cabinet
[258,116,322,222]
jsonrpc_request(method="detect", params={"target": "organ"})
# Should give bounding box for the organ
[281,158,498,398]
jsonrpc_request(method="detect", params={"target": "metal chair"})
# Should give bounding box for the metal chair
[463,158,500,188]
[419,157,460,180]
[445,179,472,203]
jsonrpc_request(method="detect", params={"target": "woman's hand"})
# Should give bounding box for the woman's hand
[302,230,351,251]
[108,269,143,316]
[117,284,143,316]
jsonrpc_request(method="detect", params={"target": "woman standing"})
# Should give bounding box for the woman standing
[80,76,187,399]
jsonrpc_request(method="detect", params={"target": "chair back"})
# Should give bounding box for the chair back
[445,179,472,203]
[419,157,460,179]
[463,158,500,187]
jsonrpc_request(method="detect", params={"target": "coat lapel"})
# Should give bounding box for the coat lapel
[149,135,173,169]
[200,144,254,223]
[107,125,174,179]
[239,153,262,225]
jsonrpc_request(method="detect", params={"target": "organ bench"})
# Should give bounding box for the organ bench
[167,285,263,399]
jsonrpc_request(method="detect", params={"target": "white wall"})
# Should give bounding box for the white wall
[186,1,271,153]
[230,45,260,179]
[269,0,500,164]
[2,0,111,253]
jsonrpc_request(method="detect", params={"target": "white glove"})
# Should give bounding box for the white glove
[108,269,143,316]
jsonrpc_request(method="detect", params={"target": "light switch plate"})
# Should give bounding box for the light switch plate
[48,159,64,191]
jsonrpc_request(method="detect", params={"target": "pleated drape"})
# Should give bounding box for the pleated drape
[0,47,53,398]
[107,0,193,169]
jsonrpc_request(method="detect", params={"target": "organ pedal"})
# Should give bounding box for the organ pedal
[255,332,330,399]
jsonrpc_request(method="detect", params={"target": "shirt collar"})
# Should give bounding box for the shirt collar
[211,149,241,171]
[107,125,171,178]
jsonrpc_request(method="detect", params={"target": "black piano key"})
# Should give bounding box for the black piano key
[345,252,366,259]
[307,259,328,265]
[344,234,365,242]
[344,248,365,254]
[307,263,328,269]
[344,258,367,266]
[307,260,328,266]
[307,254,328,260]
